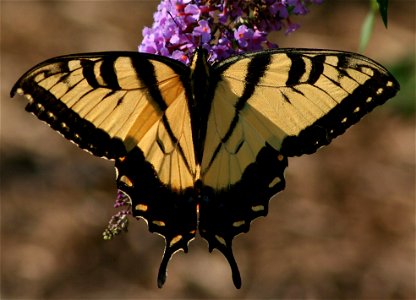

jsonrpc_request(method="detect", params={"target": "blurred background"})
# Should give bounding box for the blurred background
[1,1,415,299]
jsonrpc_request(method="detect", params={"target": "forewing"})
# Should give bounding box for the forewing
[201,49,399,189]
[11,52,196,190]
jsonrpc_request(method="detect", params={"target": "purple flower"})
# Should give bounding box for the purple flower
[184,4,201,23]
[234,25,254,48]
[103,190,132,240]
[193,19,212,43]
[172,50,191,64]
[138,0,323,63]
[285,21,301,35]
[251,30,267,50]
[114,190,130,208]
[269,2,289,18]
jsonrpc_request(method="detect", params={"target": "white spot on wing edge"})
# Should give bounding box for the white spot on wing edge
[232,220,246,227]
[152,220,166,227]
[268,176,281,188]
[169,235,183,247]
[215,235,226,246]
[135,204,148,211]
[251,205,264,212]
[120,175,133,187]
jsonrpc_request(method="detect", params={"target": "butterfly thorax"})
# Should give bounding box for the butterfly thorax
[189,48,216,165]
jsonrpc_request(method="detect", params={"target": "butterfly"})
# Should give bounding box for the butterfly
[11,48,399,288]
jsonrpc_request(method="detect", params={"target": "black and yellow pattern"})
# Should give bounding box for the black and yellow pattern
[11,48,399,288]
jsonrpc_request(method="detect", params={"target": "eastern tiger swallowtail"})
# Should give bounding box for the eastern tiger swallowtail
[11,48,399,288]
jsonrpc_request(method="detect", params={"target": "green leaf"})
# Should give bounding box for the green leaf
[360,0,390,52]
[376,0,389,27]
[359,8,375,52]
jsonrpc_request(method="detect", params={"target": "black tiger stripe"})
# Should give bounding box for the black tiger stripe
[307,54,325,84]
[336,54,350,70]
[81,59,100,89]
[230,53,272,135]
[205,53,271,171]
[131,57,168,111]
[100,57,121,90]
[333,54,350,78]
[131,57,194,176]
[56,61,71,80]
[238,54,272,106]
[286,53,306,86]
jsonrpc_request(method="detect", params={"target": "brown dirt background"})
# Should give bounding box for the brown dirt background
[1,1,415,299]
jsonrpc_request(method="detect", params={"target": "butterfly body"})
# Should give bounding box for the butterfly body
[11,48,399,288]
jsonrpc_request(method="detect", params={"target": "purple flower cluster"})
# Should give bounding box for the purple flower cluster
[139,0,323,63]
[103,191,131,240]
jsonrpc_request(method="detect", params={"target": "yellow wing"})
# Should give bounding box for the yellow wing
[11,52,197,190]
[201,49,399,189]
